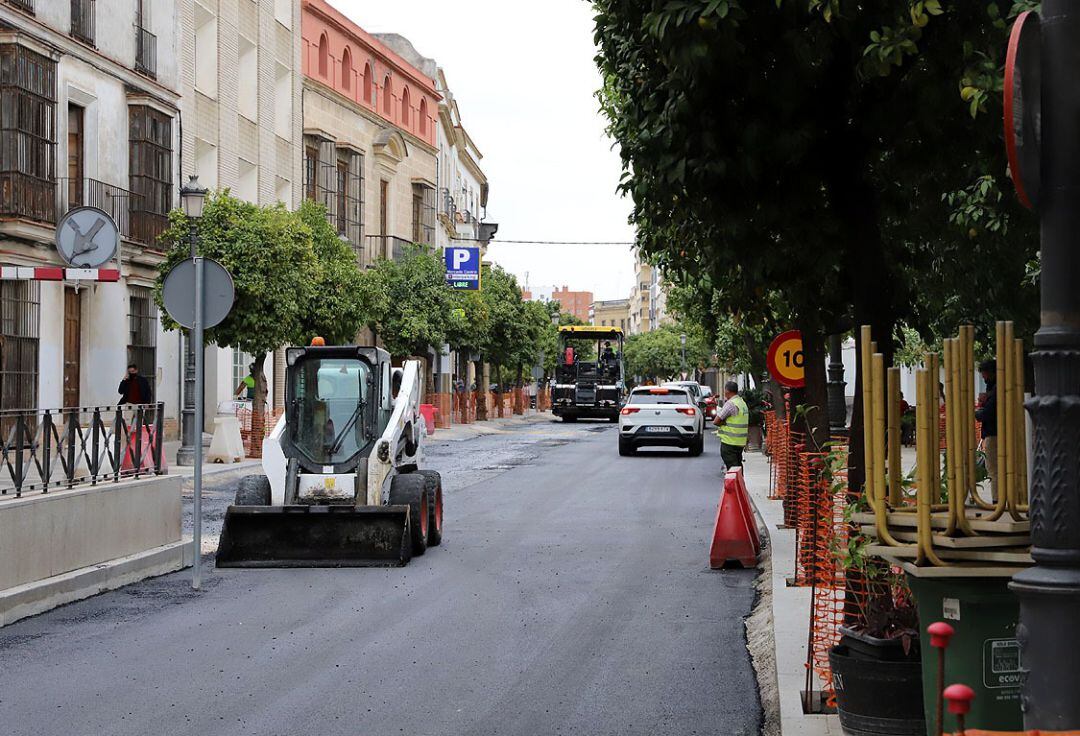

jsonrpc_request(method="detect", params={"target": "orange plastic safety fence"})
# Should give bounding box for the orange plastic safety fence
[237,407,284,459]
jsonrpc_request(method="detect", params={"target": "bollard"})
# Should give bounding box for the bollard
[928,622,956,736]
[943,683,974,736]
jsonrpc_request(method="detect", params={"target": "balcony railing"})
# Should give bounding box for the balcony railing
[5,0,34,14]
[365,234,414,263]
[0,172,55,223]
[135,25,157,79]
[1,403,165,499]
[61,177,139,240]
[70,0,95,46]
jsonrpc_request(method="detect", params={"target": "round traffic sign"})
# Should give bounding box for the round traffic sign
[767,330,805,388]
[1004,10,1040,210]
[55,206,119,268]
[162,258,235,329]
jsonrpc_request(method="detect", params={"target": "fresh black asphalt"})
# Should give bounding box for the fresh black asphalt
[0,421,762,736]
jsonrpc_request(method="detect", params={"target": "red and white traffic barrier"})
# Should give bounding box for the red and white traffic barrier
[0,266,120,282]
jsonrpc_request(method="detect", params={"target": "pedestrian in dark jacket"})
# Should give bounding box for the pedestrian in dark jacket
[118,364,152,405]
[975,360,997,500]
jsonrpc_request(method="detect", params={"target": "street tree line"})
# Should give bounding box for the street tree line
[593,0,1041,490]
[154,192,564,431]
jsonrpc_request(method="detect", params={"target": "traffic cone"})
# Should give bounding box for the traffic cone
[709,468,761,568]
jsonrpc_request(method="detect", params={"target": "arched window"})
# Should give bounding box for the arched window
[401,86,411,127]
[419,97,428,136]
[317,33,328,78]
[341,47,352,91]
[363,62,373,104]
[382,75,392,115]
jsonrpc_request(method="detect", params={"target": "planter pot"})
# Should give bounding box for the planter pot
[830,634,924,736]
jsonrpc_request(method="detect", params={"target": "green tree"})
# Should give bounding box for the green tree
[479,265,531,392]
[155,192,319,435]
[593,0,1039,481]
[295,200,370,345]
[624,325,711,384]
[357,248,451,363]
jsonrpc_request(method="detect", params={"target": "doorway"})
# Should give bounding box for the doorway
[63,288,81,408]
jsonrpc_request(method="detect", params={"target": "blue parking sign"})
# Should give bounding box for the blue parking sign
[445,246,481,290]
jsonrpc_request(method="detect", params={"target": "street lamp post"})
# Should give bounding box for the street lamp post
[680,333,687,377]
[1010,2,1080,729]
[176,176,207,467]
[827,334,847,431]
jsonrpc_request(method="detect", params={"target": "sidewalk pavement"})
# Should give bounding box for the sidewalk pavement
[742,449,843,736]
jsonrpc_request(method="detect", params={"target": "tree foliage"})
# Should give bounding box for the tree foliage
[593,0,1041,468]
[357,247,452,359]
[624,324,712,384]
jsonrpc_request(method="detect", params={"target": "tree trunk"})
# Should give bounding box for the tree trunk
[250,351,269,458]
[791,322,830,452]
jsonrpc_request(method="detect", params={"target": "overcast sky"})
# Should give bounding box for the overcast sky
[332,0,637,302]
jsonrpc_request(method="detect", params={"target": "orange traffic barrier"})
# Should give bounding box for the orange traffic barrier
[709,467,761,569]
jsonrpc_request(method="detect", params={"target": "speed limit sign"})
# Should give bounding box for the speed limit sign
[767,330,805,388]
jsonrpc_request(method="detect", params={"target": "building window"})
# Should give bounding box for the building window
[274,62,291,139]
[382,75,392,115]
[317,33,328,78]
[129,105,173,246]
[194,137,217,191]
[411,183,435,245]
[304,144,318,201]
[335,149,363,252]
[419,97,428,136]
[0,43,57,223]
[238,35,257,121]
[341,47,352,92]
[232,348,252,397]
[5,0,35,15]
[70,0,95,47]
[194,3,217,98]
[362,63,372,104]
[273,0,290,28]
[275,176,292,207]
[134,0,157,79]
[127,285,157,399]
[401,86,410,127]
[0,280,40,414]
[237,158,258,203]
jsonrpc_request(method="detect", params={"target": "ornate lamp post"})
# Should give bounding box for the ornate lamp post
[1009,2,1080,728]
[827,334,847,431]
[680,333,687,376]
[175,176,207,467]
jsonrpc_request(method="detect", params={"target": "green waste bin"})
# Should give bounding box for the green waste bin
[908,575,1023,736]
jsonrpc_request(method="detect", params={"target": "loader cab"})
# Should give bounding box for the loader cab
[284,345,388,471]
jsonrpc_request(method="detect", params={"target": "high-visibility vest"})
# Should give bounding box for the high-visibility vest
[718,396,749,447]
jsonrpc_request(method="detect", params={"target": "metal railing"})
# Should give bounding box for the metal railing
[1,403,165,499]
[70,0,95,46]
[365,234,414,263]
[135,25,157,79]
[61,177,138,239]
[5,0,34,13]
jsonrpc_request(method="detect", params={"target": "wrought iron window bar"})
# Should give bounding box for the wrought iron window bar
[70,0,95,47]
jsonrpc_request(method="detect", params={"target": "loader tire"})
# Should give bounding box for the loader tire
[235,475,271,506]
[416,470,444,547]
[389,473,428,556]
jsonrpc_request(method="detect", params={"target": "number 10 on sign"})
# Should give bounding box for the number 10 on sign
[767,330,806,388]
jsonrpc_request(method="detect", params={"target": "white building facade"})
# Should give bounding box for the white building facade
[0,0,182,431]
[180,0,304,425]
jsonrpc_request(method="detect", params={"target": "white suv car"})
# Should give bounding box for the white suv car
[618,386,705,456]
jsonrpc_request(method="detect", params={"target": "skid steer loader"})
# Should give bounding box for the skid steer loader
[216,342,444,567]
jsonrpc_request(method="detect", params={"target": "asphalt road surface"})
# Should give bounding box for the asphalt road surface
[0,421,762,736]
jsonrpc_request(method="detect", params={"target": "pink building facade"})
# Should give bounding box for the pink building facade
[301,0,438,149]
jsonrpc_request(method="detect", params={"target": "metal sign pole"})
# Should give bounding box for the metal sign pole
[192,255,205,590]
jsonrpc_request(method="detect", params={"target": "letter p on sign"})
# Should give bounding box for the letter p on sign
[452,249,469,270]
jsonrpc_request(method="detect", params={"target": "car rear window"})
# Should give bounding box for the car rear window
[629,389,690,404]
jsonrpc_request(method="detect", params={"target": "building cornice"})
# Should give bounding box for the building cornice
[304,79,437,156]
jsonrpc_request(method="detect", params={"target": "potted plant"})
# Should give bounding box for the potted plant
[829,496,925,736]
[741,387,766,450]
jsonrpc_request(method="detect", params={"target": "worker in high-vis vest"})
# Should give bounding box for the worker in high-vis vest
[714,380,749,470]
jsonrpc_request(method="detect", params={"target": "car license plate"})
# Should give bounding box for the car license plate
[644,426,669,433]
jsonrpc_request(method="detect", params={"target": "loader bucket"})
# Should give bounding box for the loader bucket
[215,504,413,568]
